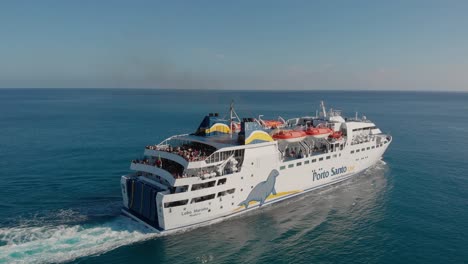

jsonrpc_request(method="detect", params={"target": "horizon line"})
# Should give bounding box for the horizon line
[0,87,467,93]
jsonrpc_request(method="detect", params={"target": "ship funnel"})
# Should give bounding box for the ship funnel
[195,114,230,136]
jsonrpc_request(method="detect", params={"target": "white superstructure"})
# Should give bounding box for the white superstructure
[120,101,392,233]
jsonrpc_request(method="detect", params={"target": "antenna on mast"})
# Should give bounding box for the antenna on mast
[230,100,234,136]
[229,100,241,136]
[320,101,327,118]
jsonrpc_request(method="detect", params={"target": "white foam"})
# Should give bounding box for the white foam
[0,216,159,264]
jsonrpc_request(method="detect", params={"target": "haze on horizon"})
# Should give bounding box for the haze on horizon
[1,1,467,91]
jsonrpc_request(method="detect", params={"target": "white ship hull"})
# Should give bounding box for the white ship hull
[123,162,374,234]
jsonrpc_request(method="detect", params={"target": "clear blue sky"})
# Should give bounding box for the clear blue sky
[1,0,467,90]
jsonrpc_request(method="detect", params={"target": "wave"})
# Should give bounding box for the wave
[0,215,159,264]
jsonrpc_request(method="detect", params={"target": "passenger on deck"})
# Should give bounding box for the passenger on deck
[145,142,216,162]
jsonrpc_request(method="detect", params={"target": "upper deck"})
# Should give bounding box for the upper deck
[128,101,390,188]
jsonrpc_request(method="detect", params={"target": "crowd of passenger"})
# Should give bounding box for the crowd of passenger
[145,142,216,162]
[132,157,222,179]
[132,158,187,178]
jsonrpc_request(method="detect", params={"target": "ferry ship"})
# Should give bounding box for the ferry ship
[121,101,392,234]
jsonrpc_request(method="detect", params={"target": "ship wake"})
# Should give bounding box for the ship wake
[0,214,159,264]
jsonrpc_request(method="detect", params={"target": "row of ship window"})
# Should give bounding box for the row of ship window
[352,126,377,132]
[350,143,384,154]
[280,141,386,170]
[191,178,227,191]
[175,177,228,194]
[164,188,236,208]
[280,153,343,170]
[356,156,369,161]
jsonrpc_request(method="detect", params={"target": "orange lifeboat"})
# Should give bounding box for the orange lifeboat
[272,130,307,143]
[305,127,333,138]
[262,120,286,129]
[329,131,343,139]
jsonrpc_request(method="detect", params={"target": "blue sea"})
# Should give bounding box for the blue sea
[0,89,467,263]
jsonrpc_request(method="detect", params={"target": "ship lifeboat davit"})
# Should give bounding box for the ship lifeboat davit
[272,130,307,143]
[231,122,241,132]
[305,127,333,138]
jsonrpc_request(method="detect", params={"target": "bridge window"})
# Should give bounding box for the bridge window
[280,166,286,170]
[192,180,216,191]
[288,164,294,168]
[296,162,302,166]
[164,199,189,208]
[312,159,317,163]
[367,147,370,150]
[319,157,324,161]
[326,156,331,160]
[351,150,354,154]
[191,194,216,203]
[304,160,310,164]
[352,126,376,132]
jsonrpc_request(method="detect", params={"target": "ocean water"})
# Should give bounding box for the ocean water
[0,89,467,264]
